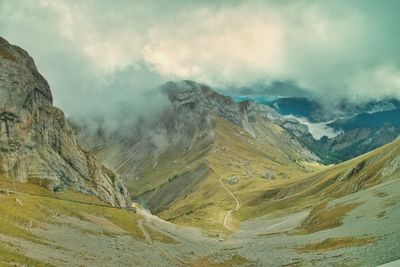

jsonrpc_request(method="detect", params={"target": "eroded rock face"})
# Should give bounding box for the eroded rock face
[0,37,130,207]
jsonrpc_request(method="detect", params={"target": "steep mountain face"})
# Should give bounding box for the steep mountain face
[75,80,320,229]
[0,37,129,207]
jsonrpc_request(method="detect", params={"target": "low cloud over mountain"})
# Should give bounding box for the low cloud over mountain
[1,0,400,121]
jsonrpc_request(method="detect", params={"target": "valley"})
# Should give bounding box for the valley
[1,28,400,267]
[1,138,400,266]
[71,81,326,232]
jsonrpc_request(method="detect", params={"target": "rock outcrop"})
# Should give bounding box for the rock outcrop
[0,37,130,207]
[164,80,243,125]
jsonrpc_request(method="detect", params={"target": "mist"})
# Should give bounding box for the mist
[1,0,400,124]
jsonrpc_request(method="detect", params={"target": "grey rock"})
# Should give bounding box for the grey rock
[228,176,239,185]
[0,36,130,207]
[261,170,275,180]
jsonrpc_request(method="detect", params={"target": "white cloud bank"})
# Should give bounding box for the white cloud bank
[1,0,400,115]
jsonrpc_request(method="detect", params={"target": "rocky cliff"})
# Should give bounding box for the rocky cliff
[0,37,130,207]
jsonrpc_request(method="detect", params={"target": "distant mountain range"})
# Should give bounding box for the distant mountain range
[234,95,400,122]
[329,108,400,130]
[233,95,400,163]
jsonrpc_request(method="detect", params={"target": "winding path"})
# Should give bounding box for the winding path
[219,177,241,231]
[212,137,241,231]
[212,168,241,232]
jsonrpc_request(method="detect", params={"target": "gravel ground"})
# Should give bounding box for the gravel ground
[222,179,400,266]
[2,179,400,266]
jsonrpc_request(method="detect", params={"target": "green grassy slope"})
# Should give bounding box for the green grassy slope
[156,116,323,232]
[235,139,400,222]
[0,177,147,265]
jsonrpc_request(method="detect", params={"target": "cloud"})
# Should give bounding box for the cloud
[0,0,168,120]
[1,0,400,118]
[349,65,400,100]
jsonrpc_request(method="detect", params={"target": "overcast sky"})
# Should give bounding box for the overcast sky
[1,0,400,118]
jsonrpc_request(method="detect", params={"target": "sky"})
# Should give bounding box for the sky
[1,0,400,119]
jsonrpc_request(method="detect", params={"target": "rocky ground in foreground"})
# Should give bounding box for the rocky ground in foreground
[1,174,399,266]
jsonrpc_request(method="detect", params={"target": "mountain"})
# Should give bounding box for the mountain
[75,80,320,230]
[318,124,400,162]
[268,97,327,122]
[240,138,400,219]
[329,108,400,130]
[230,139,400,266]
[234,95,329,122]
[308,109,400,163]
[237,96,400,163]
[238,95,400,123]
[336,98,400,116]
[2,126,400,266]
[0,37,130,207]
[282,120,400,164]
[1,37,400,265]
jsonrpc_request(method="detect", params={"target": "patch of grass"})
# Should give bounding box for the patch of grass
[0,195,51,244]
[297,237,376,252]
[0,243,52,267]
[299,202,362,233]
[127,134,214,197]
[162,200,227,233]
[143,225,179,244]
[190,253,255,267]
[239,139,400,224]
[0,177,105,205]
[95,208,144,240]
[382,196,400,208]
[376,211,386,219]
[0,176,145,244]
[374,191,388,198]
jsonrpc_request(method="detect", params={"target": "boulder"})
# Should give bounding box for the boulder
[261,170,275,180]
[228,176,239,185]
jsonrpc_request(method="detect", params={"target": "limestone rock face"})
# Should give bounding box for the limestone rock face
[0,37,130,207]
